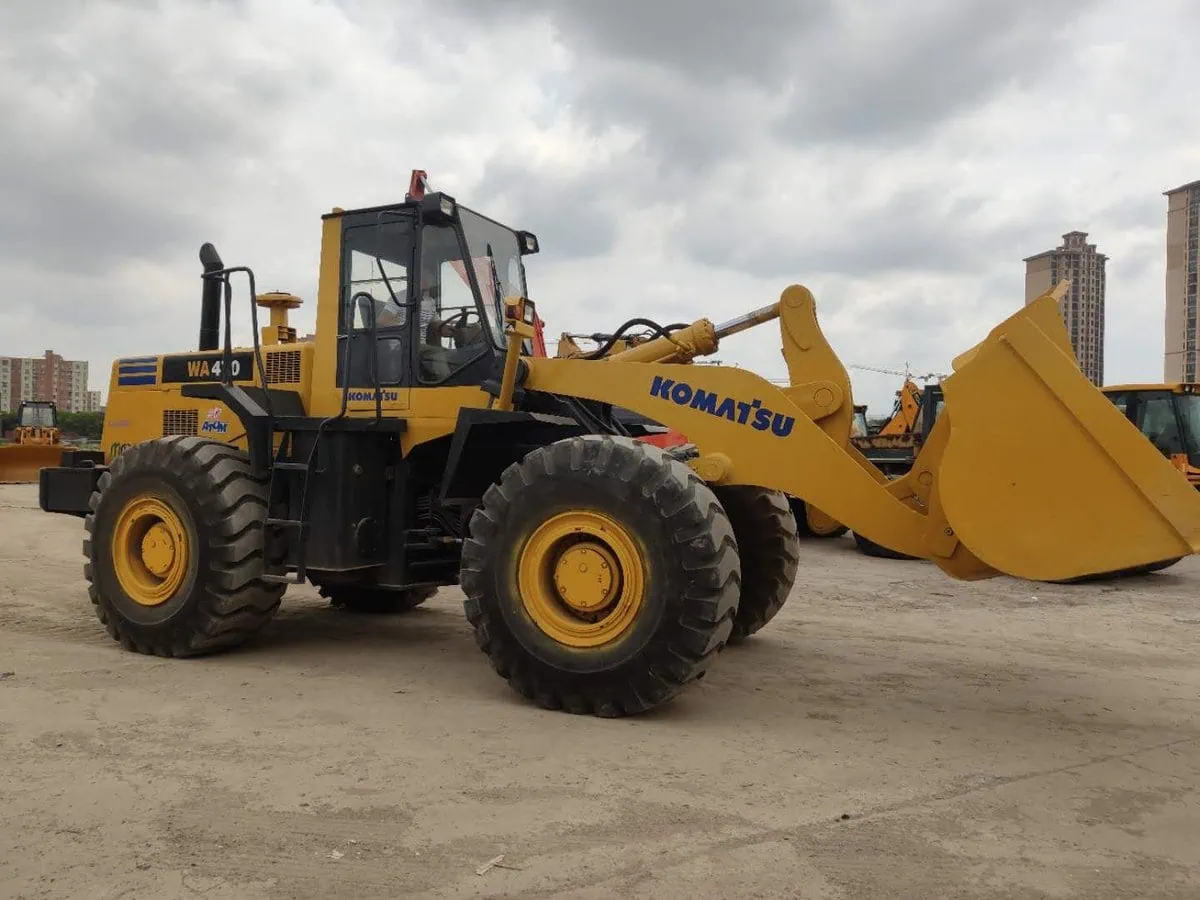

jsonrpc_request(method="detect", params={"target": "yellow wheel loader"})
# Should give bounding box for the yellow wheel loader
[34,186,1200,717]
[1086,382,1200,575]
[0,400,68,484]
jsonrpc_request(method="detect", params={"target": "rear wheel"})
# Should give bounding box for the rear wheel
[715,486,800,641]
[852,531,919,561]
[460,435,741,717]
[315,582,437,614]
[789,497,848,539]
[83,436,284,657]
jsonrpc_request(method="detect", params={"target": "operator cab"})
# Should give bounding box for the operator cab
[17,401,57,429]
[331,189,539,393]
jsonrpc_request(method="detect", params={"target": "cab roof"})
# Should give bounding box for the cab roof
[1102,382,1198,393]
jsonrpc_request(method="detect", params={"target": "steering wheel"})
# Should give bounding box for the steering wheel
[440,308,475,330]
[428,307,480,346]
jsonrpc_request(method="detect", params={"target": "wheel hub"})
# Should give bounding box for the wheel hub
[517,510,645,648]
[140,523,177,578]
[111,495,190,607]
[553,542,619,613]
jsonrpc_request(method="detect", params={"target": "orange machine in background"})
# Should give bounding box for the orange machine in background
[0,401,65,484]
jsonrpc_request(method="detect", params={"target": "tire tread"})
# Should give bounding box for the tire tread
[715,485,801,641]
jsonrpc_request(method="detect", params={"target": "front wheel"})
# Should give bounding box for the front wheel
[1134,557,1183,575]
[460,435,741,717]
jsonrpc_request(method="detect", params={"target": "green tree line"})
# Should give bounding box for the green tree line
[0,410,105,440]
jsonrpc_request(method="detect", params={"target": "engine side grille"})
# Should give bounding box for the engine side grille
[264,350,302,384]
[162,409,198,436]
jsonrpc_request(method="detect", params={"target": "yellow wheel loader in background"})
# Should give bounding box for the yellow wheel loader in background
[34,185,1200,718]
[1081,381,1200,575]
[0,400,67,484]
[1101,382,1200,488]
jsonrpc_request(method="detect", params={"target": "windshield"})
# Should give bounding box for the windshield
[20,405,55,427]
[457,207,528,345]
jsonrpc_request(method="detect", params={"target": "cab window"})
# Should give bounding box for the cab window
[1135,393,1184,457]
[416,224,495,385]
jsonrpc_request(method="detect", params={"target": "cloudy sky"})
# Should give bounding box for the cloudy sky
[2,0,1198,414]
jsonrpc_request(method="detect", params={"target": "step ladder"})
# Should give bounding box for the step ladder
[261,432,321,585]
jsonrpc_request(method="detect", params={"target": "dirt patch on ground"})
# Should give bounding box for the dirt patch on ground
[1,483,1198,899]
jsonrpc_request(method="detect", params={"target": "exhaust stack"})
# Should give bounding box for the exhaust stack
[198,242,224,352]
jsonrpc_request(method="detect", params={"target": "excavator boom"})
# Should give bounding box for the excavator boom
[512,283,1200,582]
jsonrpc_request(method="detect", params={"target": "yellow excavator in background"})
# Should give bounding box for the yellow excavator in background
[851,379,943,478]
[875,377,924,436]
[0,400,65,484]
[33,180,1200,718]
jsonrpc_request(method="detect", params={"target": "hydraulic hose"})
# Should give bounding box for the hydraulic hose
[582,318,690,359]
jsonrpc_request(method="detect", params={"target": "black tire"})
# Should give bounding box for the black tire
[460,435,741,718]
[789,497,849,539]
[316,583,437,614]
[852,530,919,561]
[1052,557,1185,584]
[1133,557,1183,575]
[715,486,800,641]
[83,436,284,657]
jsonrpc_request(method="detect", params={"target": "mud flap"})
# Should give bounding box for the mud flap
[932,294,1200,582]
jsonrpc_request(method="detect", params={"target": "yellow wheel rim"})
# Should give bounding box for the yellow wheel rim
[111,495,190,607]
[517,510,645,648]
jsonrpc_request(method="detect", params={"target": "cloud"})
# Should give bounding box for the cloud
[1,0,1199,422]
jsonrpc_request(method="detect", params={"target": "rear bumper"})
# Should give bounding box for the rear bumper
[38,451,107,517]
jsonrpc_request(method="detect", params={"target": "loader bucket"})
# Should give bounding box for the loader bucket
[933,294,1200,581]
[0,444,63,484]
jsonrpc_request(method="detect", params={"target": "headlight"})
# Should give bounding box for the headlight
[517,230,540,255]
[439,197,455,217]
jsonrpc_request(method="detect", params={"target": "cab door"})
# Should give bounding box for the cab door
[336,213,416,411]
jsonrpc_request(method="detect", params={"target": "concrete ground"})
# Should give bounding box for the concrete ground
[1,482,1198,899]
